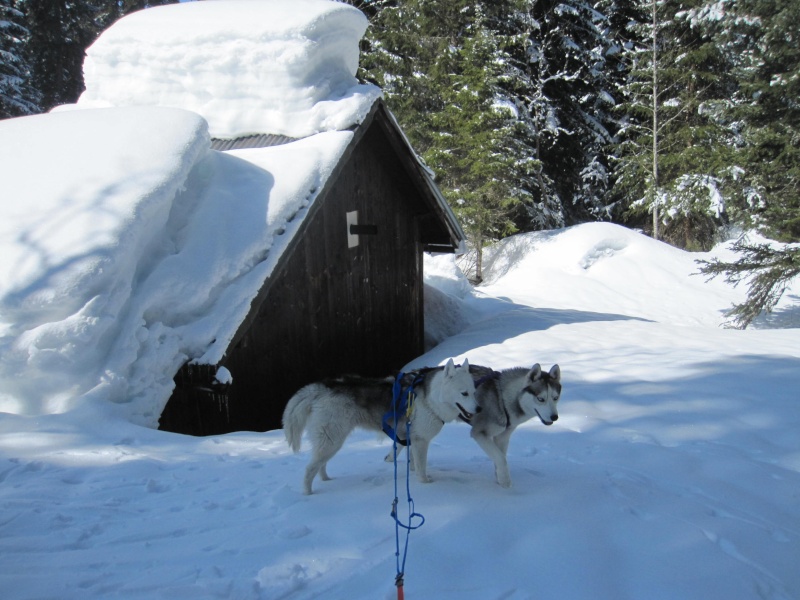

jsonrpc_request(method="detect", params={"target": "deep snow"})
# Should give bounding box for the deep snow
[1,0,798,597]
[0,107,353,426]
[73,0,382,139]
[2,0,386,428]
[1,223,798,600]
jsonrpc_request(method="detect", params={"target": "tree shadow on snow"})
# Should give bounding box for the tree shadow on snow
[419,292,652,364]
[560,354,800,453]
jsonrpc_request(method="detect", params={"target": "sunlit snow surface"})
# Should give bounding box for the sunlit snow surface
[75,0,381,138]
[1,220,798,599]
[0,107,352,425]
[1,0,799,597]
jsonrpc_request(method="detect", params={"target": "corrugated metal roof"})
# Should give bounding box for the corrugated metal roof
[210,133,297,151]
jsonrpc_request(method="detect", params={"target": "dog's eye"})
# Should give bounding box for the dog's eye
[461,391,469,397]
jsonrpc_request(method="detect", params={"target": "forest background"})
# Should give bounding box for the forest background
[1,0,798,326]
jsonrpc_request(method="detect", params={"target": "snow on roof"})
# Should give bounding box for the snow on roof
[0,0,449,426]
[0,106,352,425]
[75,0,382,139]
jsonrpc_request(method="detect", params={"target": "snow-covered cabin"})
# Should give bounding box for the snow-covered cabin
[0,0,464,434]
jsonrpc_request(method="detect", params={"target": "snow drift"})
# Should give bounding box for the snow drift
[75,0,382,138]
[1,223,798,600]
[0,106,352,425]
[1,0,392,425]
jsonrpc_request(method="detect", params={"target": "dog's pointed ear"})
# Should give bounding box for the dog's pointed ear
[444,357,455,376]
[549,364,561,382]
[462,357,470,370]
[528,364,542,382]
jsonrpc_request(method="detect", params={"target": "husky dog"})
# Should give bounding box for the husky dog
[283,358,478,494]
[469,363,561,488]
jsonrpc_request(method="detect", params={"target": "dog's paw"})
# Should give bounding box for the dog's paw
[495,465,512,488]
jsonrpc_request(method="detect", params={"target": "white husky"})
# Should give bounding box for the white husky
[282,358,478,494]
[469,364,561,488]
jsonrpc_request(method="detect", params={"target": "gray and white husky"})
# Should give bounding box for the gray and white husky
[469,363,561,488]
[282,358,478,494]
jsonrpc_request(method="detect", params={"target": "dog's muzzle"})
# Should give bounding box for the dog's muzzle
[456,403,480,424]
[536,410,558,426]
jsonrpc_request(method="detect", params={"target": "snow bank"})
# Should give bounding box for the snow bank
[479,222,746,326]
[423,254,473,349]
[0,107,208,415]
[0,107,352,425]
[1,223,798,600]
[76,0,382,138]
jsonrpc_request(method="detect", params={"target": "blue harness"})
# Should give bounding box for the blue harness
[384,370,428,594]
[382,370,425,446]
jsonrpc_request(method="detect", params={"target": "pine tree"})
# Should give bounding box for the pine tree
[698,239,800,328]
[0,0,39,117]
[697,0,800,327]
[360,0,634,274]
[22,0,94,109]
[423,5,525,281]
[512,0,618,228]
[361,1,531,280]
[21,0,175,112]
[730,0,800,242]
[613,0,740,249]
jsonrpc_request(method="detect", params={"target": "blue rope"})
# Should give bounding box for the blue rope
[389,373,425,587]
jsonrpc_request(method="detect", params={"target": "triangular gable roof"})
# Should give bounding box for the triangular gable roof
[212,99,465,254]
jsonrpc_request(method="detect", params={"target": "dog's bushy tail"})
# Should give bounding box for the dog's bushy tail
[282,384,317,453]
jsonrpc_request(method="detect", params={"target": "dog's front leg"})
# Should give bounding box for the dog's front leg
[384,445,415,470]
[471,430,512,488]
[495,426,515,456]
[410,437,432,483]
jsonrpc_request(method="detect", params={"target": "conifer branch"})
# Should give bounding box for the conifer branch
[697,239,800,329]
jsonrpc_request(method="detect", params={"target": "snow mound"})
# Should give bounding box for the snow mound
[479,223,745,326]
[424,253,473,300]
[0,106,352,424]
[1,205,799,599]
[423,254,473,349]
[0,106,209,331]
[75,0,382,138]
[0,107,208,416]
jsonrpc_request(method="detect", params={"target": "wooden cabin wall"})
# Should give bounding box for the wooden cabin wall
[161,121,427,434]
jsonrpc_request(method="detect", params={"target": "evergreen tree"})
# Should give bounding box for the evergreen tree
[23,0,96,109]
[361,0,624,276]
[0,0,39,117]
[21,0,175,112]
[729,0,800,242]
[423,5,526,280]
[698,238,800,328]
[614,0,740,249]
[358,0,447,152]
[512,0,617,228]
[361,1,531,280]
[698,0,800,327]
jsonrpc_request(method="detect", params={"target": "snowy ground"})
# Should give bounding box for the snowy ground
[1,223,799,600]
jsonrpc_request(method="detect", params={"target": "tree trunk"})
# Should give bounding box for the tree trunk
[652,0,660,241]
